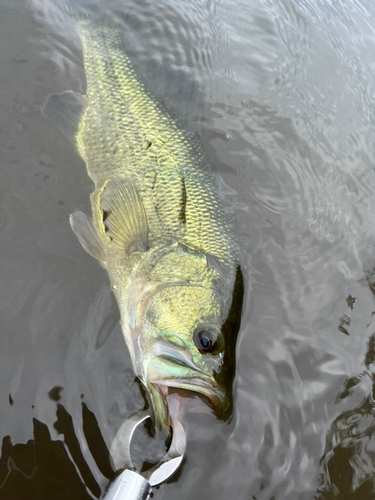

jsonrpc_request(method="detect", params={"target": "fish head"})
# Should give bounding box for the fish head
[123,253,244,437]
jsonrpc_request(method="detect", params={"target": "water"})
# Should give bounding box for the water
[2,0,375,498]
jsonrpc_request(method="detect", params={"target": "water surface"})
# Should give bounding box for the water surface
[2,0,375,498]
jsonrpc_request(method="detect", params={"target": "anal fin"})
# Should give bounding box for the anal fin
[70,211,106,267]
[100,176,149,254]
[42,91,88,142]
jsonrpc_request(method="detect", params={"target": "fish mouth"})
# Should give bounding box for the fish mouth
[145,343,229,437]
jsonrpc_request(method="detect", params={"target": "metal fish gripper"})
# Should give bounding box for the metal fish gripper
[104,412,186,500]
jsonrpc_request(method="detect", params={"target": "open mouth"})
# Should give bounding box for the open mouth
[145,343,229,436]
[155,369,228,410]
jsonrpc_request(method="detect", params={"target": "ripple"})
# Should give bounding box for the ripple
[5,0,375,498]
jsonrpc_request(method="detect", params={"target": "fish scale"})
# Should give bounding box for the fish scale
[77,21,236,264]
[43,19,243,436]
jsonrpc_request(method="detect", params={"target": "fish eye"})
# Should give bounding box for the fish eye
[196,330,216,353]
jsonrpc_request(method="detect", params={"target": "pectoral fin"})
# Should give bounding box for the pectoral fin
[70,211,106,267]
[99,176,149,254]
[42,91,88,143]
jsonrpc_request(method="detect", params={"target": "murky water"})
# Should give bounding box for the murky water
[2,0,375,498]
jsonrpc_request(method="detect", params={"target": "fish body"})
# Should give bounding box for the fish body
[43,20,244,435]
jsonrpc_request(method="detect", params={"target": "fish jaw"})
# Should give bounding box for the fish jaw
[144,346,229,437]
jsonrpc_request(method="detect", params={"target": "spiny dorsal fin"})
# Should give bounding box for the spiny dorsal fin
[42,91,88,143]
[70,211,106,267]
[100,176,149,254]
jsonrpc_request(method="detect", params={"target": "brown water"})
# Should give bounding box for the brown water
[2,0,375,498]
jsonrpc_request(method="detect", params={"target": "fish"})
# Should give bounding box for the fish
[42,19,244,437]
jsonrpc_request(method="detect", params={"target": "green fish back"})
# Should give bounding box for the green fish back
[77,20,238,266]
[77,20,175,184]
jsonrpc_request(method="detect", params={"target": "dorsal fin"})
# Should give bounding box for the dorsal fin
[100,176,149,254]
[41,91,88,143]
[70,211,106,267]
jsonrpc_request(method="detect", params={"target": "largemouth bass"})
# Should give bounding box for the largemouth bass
[43,20,244,437]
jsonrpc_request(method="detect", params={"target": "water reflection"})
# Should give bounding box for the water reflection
[0,399,113,499]
[318,278,375,499]
[4,0,375,498]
